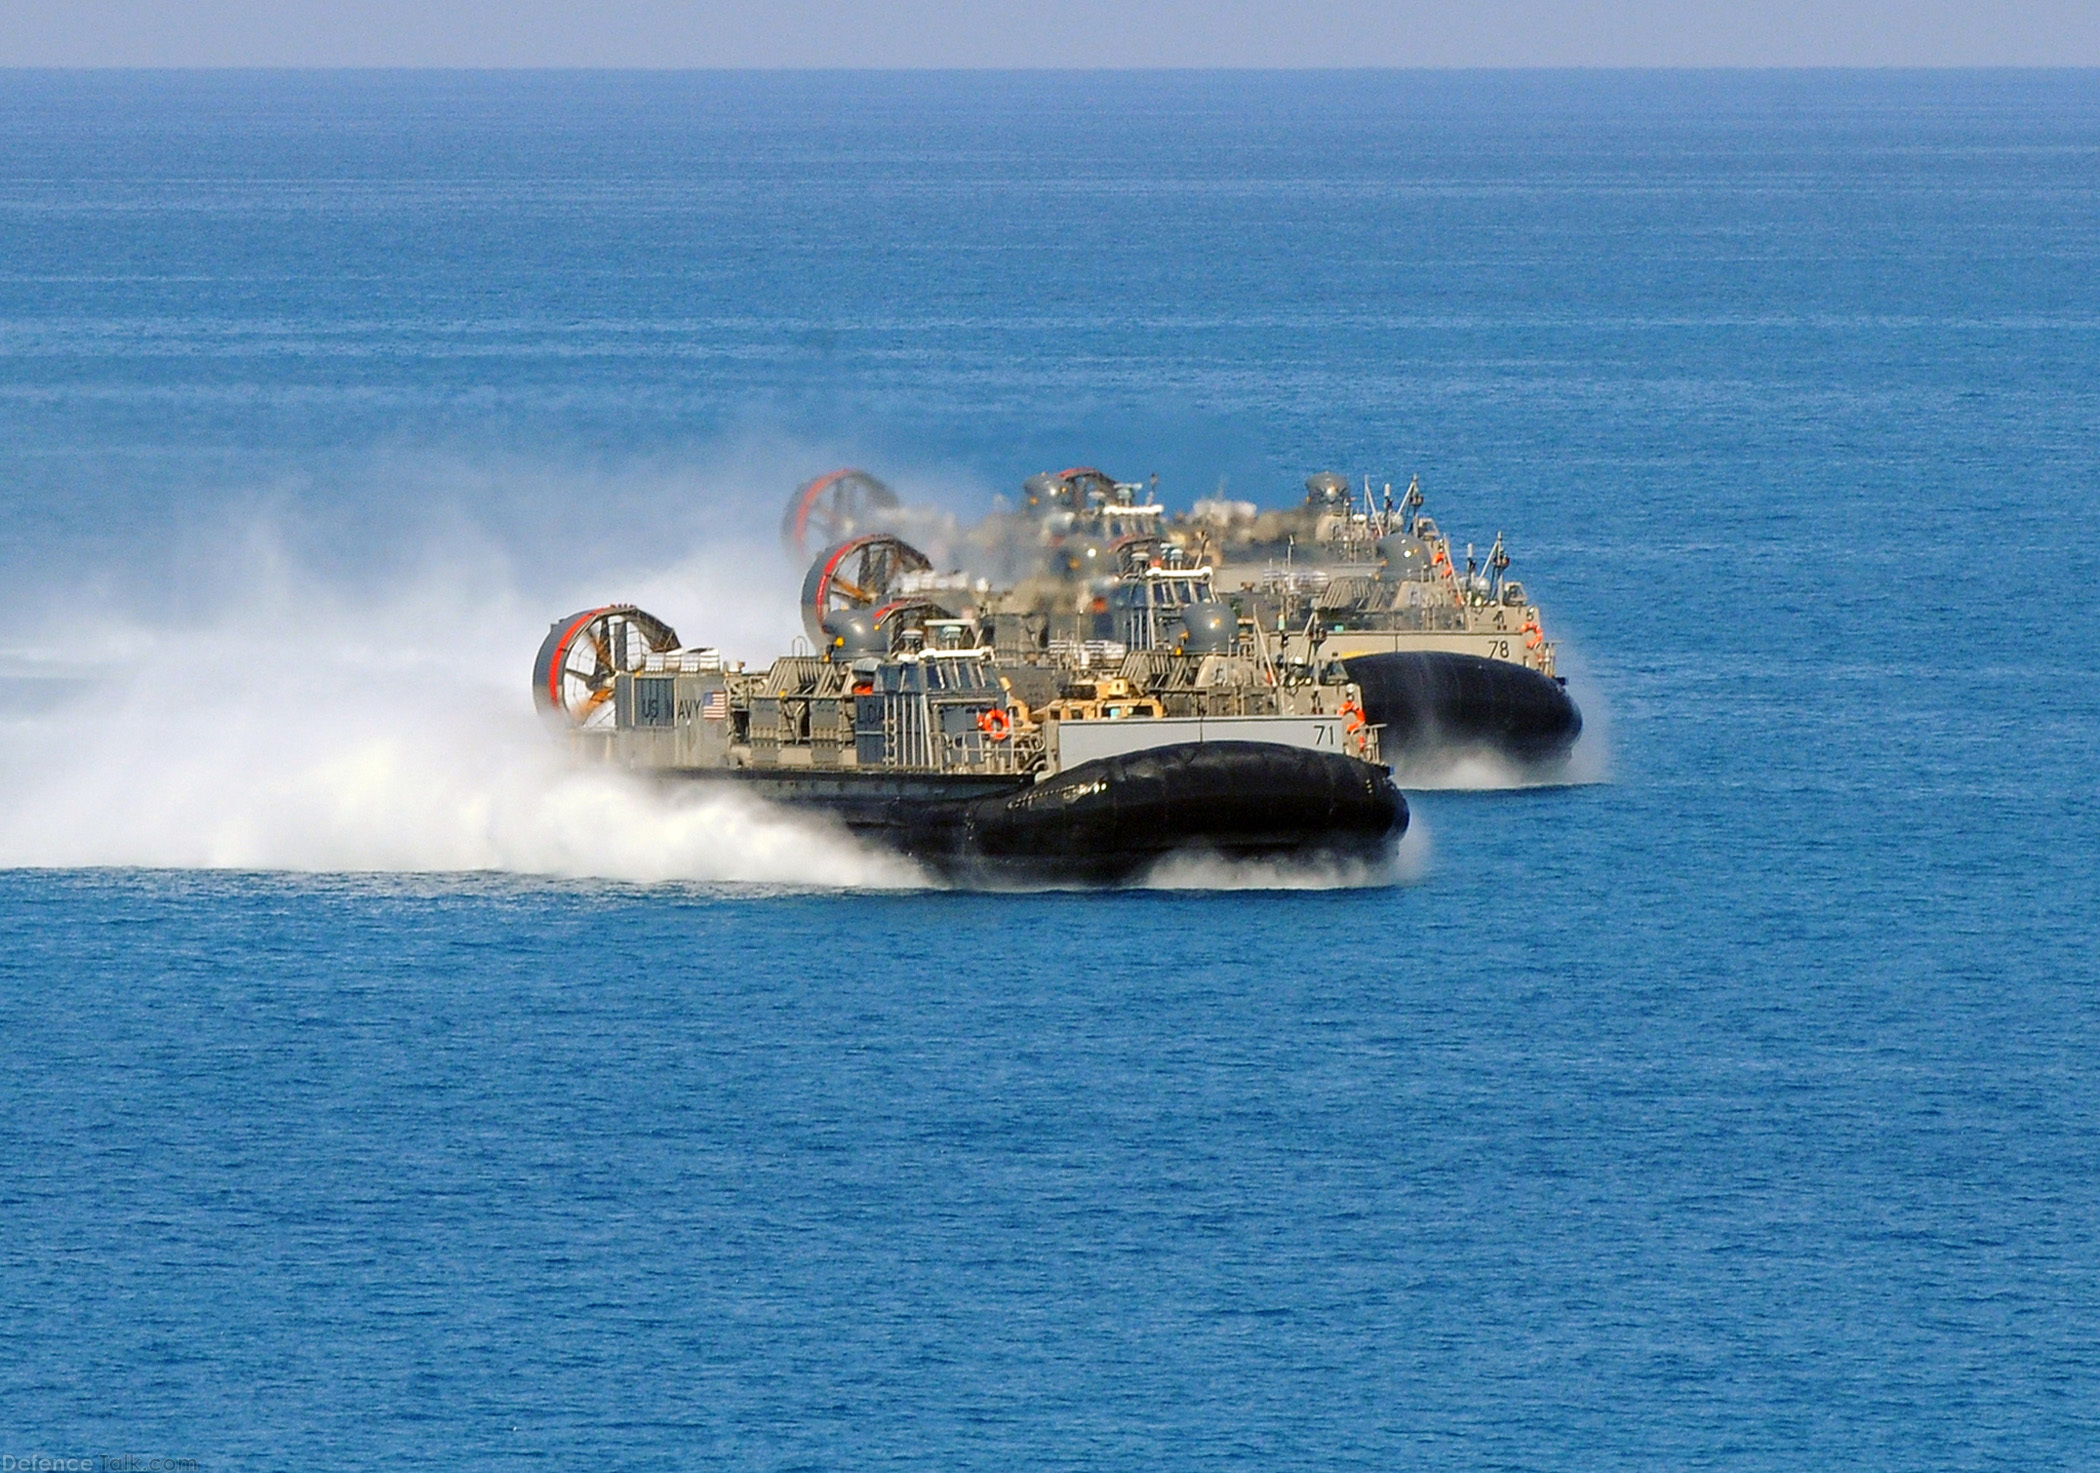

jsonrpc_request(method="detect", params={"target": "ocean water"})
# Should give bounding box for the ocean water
[3,69,2099,1467]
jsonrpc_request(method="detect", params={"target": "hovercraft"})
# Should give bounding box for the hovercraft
[533,575,1405,884]
[1191,478,1582,767]
[777,466,1584,775]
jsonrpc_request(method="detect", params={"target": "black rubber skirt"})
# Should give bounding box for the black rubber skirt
[1343,652,1582,764]
[891,740,1407,884]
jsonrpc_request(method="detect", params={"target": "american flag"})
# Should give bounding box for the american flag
[702,690,728,721]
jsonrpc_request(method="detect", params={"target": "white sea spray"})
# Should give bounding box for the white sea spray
[0,485,931,886]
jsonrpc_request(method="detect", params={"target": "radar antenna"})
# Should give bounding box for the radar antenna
[1485,532,1512,600]
[1401,475,1426,535]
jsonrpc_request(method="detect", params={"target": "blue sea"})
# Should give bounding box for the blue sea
[3,70,2098,1467]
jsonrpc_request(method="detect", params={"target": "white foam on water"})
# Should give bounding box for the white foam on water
[1136,812,1431,891]
[1555,650,1614,786]
[1390,748,1594,790]
[0,529,930,887]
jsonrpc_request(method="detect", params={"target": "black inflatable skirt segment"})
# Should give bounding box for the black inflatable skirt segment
[896,741,1407,884]
[1343,651,1582,764]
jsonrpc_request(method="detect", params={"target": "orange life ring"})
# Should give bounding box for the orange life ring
[978,707,1012,742]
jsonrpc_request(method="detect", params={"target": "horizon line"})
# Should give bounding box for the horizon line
[4,62,2100,73]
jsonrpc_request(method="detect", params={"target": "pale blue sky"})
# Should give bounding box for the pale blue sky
[3,0,2097,67]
